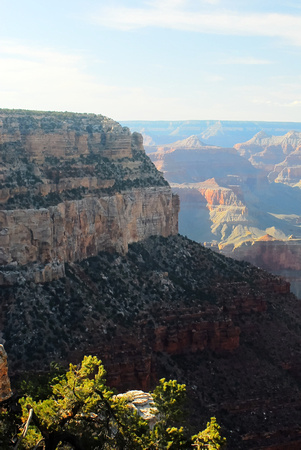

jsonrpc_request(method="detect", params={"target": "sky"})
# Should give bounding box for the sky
[1,0,301,122]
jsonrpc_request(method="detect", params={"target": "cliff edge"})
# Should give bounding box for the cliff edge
[0,110,179,283]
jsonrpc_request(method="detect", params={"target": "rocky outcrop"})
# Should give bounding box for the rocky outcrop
[0,187,178,267]
[223,236,301,298]
[0,111,133,163]
[115,390,158,429]
[0,345,12,402]
[0,110,179,281]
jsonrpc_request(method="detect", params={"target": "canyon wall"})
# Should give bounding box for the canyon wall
[0,110,179,282]
[0,187,178,267]
[226,237,301,272]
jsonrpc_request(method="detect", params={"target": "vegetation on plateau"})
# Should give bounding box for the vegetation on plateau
[0,355,226,449]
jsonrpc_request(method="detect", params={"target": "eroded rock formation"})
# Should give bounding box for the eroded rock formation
[147,132,301,299]
[0,110,179,282]
[0,345,12,402]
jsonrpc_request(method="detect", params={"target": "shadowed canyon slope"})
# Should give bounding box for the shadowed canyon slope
[2,111,301,449]
[2,235,301,449]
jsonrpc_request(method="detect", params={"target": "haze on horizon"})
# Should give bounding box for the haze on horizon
[0,0,301,122]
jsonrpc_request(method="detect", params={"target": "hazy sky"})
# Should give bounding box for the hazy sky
[1,0,301,121]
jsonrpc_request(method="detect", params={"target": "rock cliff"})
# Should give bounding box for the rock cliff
[224,236,301,299]
[0,345,12,402]
[2,111,301,448]
[0,110,179,282]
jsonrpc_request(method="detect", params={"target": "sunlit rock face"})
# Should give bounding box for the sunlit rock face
[0,110,179,283]
[115,390,158,429]
[0,345,12,402]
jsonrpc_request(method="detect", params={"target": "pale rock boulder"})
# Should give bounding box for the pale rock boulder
[116,390,158,429]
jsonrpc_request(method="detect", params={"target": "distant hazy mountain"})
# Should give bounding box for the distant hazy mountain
[148,140,257,184]
[157,135,206,149]
[234,131,301,181]
[121,120,301,148]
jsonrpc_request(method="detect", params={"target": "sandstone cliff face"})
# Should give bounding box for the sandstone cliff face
[223,237,301,298]
[0,111,133,163]
[0,110,178,281]
[0,187,178,267]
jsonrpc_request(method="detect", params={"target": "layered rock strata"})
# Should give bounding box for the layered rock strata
[0,110,179,282]
[0,187,178,267]
[226,237,301,272]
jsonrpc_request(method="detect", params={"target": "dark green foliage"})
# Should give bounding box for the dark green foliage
[18,362,66,402]
[0,407,20,450]
[2,356,225,449]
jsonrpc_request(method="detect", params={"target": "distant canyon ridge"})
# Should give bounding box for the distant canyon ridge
[122,120,301,297]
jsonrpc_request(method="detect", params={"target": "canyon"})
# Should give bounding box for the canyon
[1,110,301,448]
[145,132,301,298]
